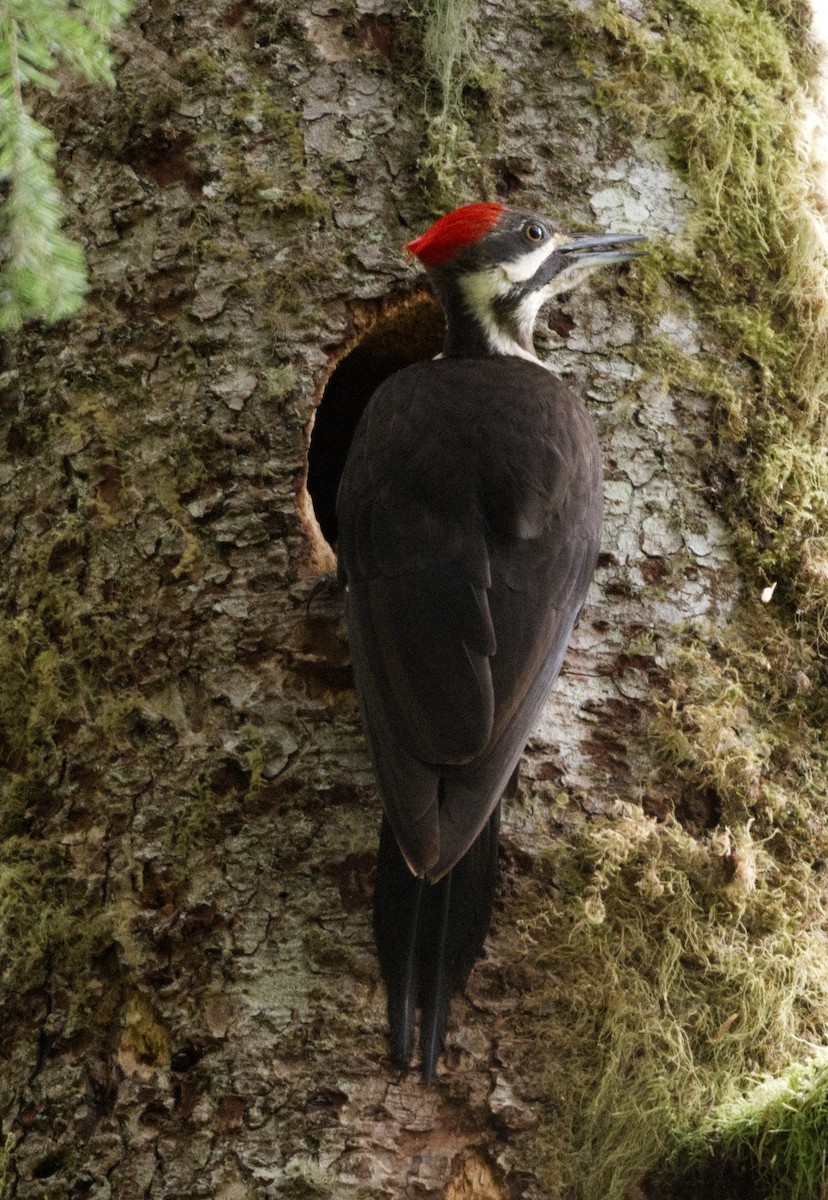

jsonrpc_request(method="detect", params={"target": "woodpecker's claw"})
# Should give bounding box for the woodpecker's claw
[306,572,342,611]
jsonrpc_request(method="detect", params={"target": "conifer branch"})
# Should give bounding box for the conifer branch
[0,0,131,330]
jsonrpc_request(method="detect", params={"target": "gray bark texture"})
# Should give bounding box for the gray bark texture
[1,0,821,1197]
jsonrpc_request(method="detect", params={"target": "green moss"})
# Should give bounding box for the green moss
[520,804,828,1199]
[177,46,226,87]
[256,186,329,223]
[160,777,224,867]
[280,1156,335,1198]
[0,836,110,996]
[0,1130,15,1198]
[221,96,329,225]
[236,722,266,803]
[0,396,219,1009]
[648,604,828,827]
[0,521,107,782]
[0,530,114,1004]
[241,253,336,335]
[262,364,297,399]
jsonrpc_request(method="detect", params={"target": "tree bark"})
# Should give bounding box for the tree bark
[0,0,823,1197]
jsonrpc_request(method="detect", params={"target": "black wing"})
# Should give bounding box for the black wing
[337,356,602,881]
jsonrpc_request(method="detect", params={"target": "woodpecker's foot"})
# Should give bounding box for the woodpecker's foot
[306,573,342,611]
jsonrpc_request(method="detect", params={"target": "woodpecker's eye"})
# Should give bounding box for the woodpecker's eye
[524,223,545,242]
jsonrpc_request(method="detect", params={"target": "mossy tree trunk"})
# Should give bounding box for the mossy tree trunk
[2,1,827,1198]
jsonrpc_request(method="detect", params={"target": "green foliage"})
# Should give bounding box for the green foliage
[0,0,131,329]
[0,103,86,328]
[678,1053,828,1199]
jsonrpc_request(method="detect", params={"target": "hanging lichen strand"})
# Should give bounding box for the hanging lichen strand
[512,1,828,1197]
[414,0,501,209]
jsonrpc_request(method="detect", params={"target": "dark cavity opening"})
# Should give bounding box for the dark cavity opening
[307,287,444,547]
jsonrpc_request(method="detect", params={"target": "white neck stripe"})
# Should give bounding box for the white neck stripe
[457,265,551,366]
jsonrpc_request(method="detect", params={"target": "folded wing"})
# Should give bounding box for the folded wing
[337,356,602,880]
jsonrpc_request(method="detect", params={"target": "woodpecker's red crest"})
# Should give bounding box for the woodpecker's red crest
[405,202,505,267]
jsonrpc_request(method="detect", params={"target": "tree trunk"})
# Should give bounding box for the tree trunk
[2,1,826,1197]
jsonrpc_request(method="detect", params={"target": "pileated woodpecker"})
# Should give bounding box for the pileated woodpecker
[336,202,645,1079]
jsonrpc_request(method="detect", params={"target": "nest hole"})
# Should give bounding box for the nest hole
[307,288,444,548]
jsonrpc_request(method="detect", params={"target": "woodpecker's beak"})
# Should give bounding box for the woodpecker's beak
[556,232,648,267]
[539,231,648,297]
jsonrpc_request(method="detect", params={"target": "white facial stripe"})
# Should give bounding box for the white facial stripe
[501,237,559,283]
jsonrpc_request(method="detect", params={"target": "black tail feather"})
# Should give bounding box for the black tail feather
[373,818,424,1067]
[418,867,453,1082]
[373,803,500,1079]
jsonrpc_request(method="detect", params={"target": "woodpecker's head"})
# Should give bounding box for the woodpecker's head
[406,202,646,361]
